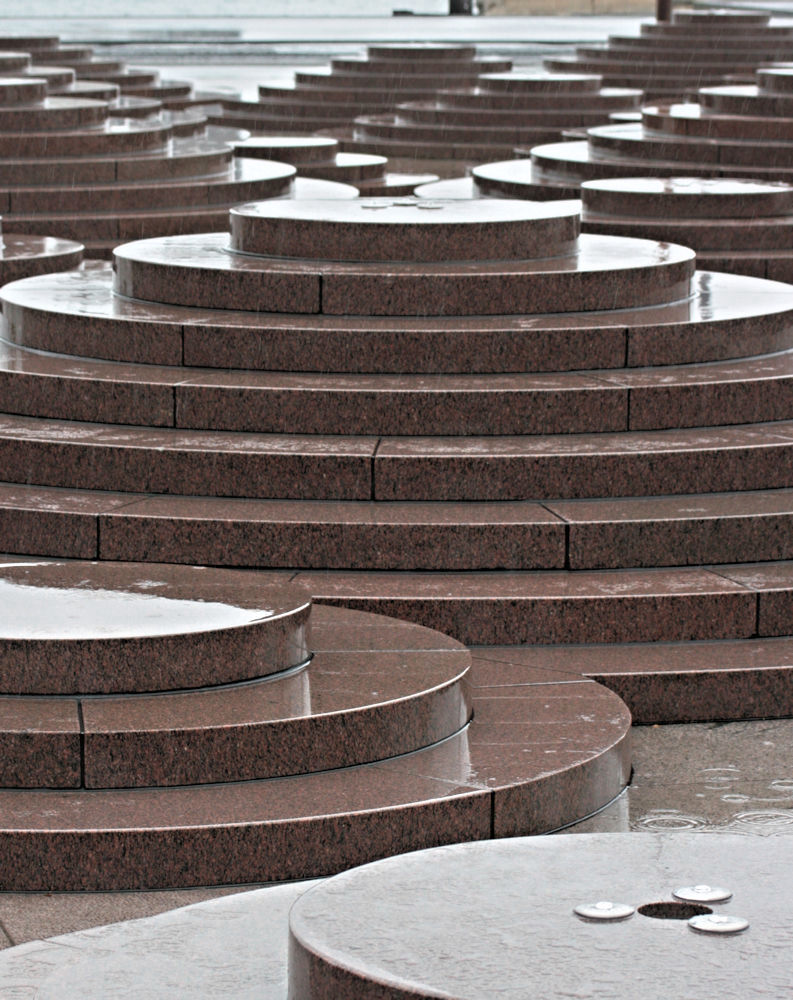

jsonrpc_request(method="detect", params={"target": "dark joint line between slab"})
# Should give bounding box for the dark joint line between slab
[77,699,86,788]
[371,438,383,501]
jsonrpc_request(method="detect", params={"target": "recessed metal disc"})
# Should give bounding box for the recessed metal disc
[674,885,733,903]
[574,901,635,921]
[688,913,749,935]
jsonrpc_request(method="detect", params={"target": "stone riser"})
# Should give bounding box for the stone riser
[531,141,793,187]
[587,127,793,168]
[0,142,232,186]
[0,78,49,105]
[294,561,793,647]
[111,232,695,317]
[641,106,793,142]
[349,132,519,163]
[355,115,565,146]
[1,410,793,502]
[0,164,292,213]
[595,41,793,58]
[584,214,793,252]
[0,123,171,158]
[329,56,510,74]
[295,70,506,88]
[0,619,631,889]
[6,265,790,373]
[0,607,470,789]
[438,89,642,112]
[3,478,793,576]
[258,85,461,106]
[0,236,83,285]
[402,104,639,127]
[2,340,793,437]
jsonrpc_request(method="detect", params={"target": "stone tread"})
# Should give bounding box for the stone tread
[297,562,790,645]
[479,635,793,724]
[0,605,472,789]
[2,406,793,501]
[0,606,632,889]
[4,264,792,371]
[1,341,793,435]
[2,479,793,573]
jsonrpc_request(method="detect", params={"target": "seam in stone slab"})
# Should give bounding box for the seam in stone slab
[76,701,86,789]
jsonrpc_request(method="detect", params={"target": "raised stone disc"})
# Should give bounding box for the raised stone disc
[289,834,789,999]
[229,197,581,262]
[582,177,793,219]
[233,135,338,164]
[0,558,311,694]
[0,234,83,284]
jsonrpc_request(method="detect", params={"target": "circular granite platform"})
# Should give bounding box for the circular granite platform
[229,196,580,262]
[0,558,310,693]
[0,233,82,283]
[288,833,791,999]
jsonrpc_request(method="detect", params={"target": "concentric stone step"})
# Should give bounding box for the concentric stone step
[232,135,437,196]
[112,199,694,316]
[209,43,512,137]
[0,51,33,74]
[0,34,292,255]
[0,233,82,284]
[524,66,793,200]
[2,336,793,437]
[580,177,793,282]
[0,558,470,788]
[543,8,793,101]
[1,185,793,894]
[0,558,310,696]
[5,261,792,371]
[3,478,793,578]
[0,76,48,105]
[1,195,791,649]
[287,835,793,1000]
[0,590,631,889]
[342,72,642,174]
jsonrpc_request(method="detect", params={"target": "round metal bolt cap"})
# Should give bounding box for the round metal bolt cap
[688,913,749,935]
[574,901,635,922]
[674,884,733,903]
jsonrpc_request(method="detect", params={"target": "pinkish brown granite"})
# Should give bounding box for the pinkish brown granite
[0,559,310,694]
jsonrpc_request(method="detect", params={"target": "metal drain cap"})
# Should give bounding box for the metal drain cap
[688,913,749,935]
[674,885,733,903]
[574,901,635,921]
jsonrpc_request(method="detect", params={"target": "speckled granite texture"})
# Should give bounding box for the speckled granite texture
[0,137,792,894]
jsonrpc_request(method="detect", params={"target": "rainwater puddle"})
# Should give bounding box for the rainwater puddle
[562,717,793,838]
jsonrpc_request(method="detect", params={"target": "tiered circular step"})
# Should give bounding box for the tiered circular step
[0,33,196,106]
[0,62,357,258]
[543,8,793,101]
[2,196,793,668]
[0,76,83,282]
[417,167,793,283]
[508,65,793,202]
[232,135,437,196]
[209,43,511,136]
[0,555,631,889]
[344,72,642,176]
[0,229,82,284]
[580,177,793,283]
[289,834,791,999]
